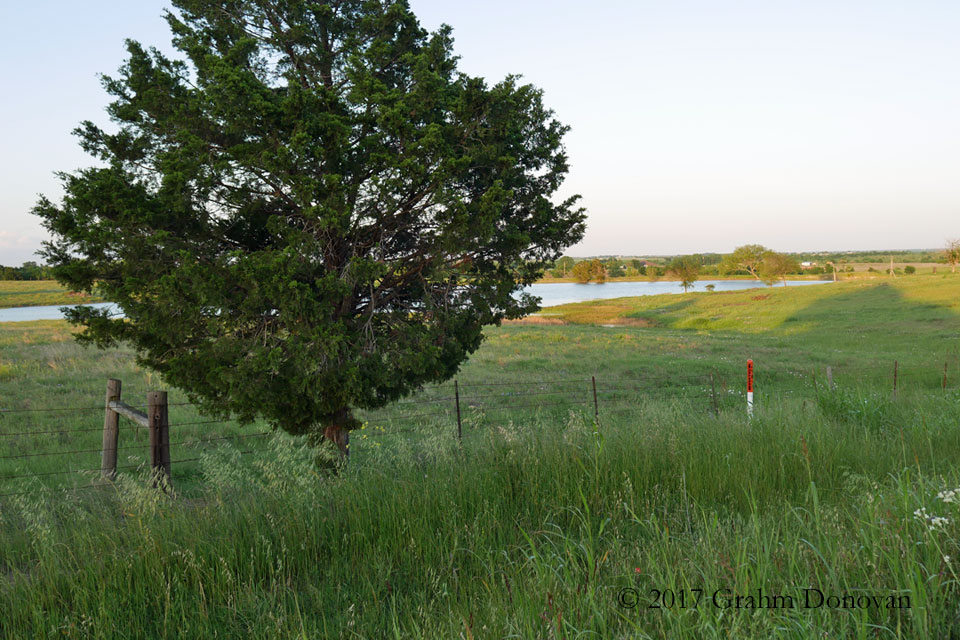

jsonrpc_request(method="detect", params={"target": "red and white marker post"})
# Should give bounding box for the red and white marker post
[747,359,754,417]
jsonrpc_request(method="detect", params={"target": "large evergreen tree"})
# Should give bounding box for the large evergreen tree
[35,0,585,454]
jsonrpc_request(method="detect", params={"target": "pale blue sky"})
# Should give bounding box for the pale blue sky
[2,1,958,264]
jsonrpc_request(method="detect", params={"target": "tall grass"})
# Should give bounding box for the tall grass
[2,276,960,637]
[2,392,960,638]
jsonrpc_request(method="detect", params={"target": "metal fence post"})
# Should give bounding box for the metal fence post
[893,360,898,399]
[454,379,462,443]
[592,376,599,424]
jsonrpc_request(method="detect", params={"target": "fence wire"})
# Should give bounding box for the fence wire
[2,359,959,499]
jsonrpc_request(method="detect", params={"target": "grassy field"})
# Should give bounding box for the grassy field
[1,276,960,638]
[0,280,102,308]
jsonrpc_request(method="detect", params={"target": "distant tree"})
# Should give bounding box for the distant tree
[555,256,576,277]
[18,262,43,280]
[693,253,722,266]
[824,261,838,282]
[591,258,608,283]
[0,262,54,281]
[945,239,960,273]
[720,245,769,279]
[605,258,624,278]
[668,255,701,292]
[759,252,800,286]
[572,260,593,283]
[628,259,647,276]
[904,265,916,274]
[571,258,606,283]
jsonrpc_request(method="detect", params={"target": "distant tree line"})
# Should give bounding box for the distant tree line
[0,262,54,280]
[794,249,945,264]
[546,248,800,286]
[544,238,959,285]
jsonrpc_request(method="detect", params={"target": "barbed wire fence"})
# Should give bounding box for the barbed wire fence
[1,357,958,501]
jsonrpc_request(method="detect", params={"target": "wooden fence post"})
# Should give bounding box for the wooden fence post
[101,379,121,480]
[454,379,462,443]
[826,366,834,390]
[147,391,170,487]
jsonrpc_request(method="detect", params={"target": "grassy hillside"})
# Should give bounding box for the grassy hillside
[538,276,959,347]
[1,276,960,637]
[0,280,102,308]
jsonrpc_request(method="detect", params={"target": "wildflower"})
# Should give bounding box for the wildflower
[915,507,950,530]
[945,555,952,564]
[937,489,960,504]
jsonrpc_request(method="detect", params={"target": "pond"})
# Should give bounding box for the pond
[0,302,118,323]
[522,279,831,308]
[0,280,831,322]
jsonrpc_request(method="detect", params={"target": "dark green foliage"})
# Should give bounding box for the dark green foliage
[34,0,585,440]
[905,265,917,274]
[0,262,54,281]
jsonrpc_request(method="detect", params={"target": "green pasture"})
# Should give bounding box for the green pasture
[1,275,959,637]
[0,280,101,308]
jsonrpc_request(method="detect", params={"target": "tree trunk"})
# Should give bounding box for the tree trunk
[324,424,350,459]
[322,407,357,460]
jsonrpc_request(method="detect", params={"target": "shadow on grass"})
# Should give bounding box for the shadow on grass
[780,282,960,347]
